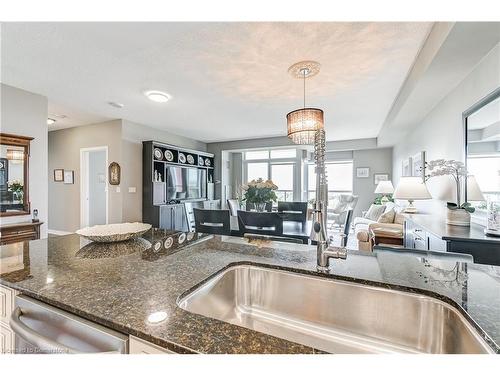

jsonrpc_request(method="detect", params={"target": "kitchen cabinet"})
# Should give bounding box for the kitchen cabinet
[159,204,187,232]
[0,285,18,354]
[403,215,500,266]
[129,336,176,354]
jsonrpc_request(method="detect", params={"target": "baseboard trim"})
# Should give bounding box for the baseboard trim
[48,229,74,236]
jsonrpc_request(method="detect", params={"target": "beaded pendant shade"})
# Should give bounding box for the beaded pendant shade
[286,61,324,145]
[286,108,324,145]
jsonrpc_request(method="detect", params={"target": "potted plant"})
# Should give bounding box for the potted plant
[241,178,278,212]
[425,159,474,226]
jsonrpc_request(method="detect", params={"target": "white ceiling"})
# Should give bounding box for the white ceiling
[1,22,432,142]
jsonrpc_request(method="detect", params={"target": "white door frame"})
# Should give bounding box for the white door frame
[80,146,109,228]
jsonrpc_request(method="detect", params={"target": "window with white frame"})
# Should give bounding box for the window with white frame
[243,149,298,202]
[467,155,500,211]
[307,161,353,202]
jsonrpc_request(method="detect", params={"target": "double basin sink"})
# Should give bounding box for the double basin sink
[178,264,494,354]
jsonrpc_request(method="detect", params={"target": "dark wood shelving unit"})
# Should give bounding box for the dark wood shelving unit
[142,141,217,231]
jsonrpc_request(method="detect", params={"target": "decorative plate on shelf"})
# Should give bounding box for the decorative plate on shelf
[178,152,186,163]
[164,237,174,249]
[76,222,152,243]
[198,156,204,166]
[153,148,163,160]
[164,150,174,162]
[187,155,195,165]
[205,158,211,167]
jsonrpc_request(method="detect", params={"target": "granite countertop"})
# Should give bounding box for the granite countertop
[1,230,499,353]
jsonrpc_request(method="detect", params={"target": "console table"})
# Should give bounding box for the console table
[0,221,43,245]
[404,214,500,266]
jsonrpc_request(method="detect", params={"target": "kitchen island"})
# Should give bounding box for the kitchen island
[1,230,499,354]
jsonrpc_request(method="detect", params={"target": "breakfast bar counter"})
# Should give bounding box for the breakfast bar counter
[0,231,499,353]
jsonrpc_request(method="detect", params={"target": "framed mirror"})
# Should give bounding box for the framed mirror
[0,133,33,216]
[464,88,500,225]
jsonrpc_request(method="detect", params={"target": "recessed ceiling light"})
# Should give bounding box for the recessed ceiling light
[108,101,124,108]
[144,90,171,103]
[47,118,56,125]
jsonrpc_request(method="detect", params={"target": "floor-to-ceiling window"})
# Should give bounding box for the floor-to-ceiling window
[244,149,297,202]
[306,161,353,202]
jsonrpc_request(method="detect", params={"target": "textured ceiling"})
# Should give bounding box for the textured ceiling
[1,22,432,142]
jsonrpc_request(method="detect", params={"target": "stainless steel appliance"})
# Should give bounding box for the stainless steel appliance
[10,295,128,354]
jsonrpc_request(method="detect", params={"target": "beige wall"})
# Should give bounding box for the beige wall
[48,120,123,232]
[1,84,49,238]
[49,119,207,231]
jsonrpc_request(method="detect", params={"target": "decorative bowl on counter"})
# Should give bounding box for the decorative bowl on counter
[76,222,152,243]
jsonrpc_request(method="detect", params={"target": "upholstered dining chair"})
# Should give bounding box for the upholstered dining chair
[277,201,308,223]
[193,208,231,235]
[237,210,283,237]
[226,199,240,216]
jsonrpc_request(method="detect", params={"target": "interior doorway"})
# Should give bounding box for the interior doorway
[80,147,108,228]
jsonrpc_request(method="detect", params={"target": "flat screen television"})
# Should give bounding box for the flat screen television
[166,166,207,200]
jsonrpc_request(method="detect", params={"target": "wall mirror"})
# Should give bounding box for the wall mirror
[464,88,500,223]
[0,133,33,216]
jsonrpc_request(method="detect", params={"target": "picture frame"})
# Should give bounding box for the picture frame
[402,158,412,177]
[356,167,370,178]
[374,173,389,185]
[63,170,74,184]
[53,169,64,182]
[109,162,121,185]
[411,151,426,181]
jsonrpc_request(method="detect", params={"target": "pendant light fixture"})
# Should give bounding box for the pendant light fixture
[286,61,324,145]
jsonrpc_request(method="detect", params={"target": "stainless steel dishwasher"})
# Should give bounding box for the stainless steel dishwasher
[10,295,128,354]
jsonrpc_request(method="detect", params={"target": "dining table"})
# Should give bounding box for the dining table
[229,216,312,244]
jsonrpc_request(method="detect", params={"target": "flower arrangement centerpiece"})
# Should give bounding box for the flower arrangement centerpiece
[242,178,278,212]
[8,179,24,202]
[425,159,474,226]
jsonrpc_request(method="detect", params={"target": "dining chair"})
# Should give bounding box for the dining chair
[245,202,273,212]
[226,199,240,216]
[193,208,231,235]
[277,201,308,223]
[237,210,283,237]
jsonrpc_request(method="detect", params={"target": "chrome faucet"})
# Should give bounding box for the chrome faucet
[310,129,348,272]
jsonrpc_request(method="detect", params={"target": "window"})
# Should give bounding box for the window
[246,162,268,182]
[270,149,297,159]
[271,164,294,202]
[244,150,269,160]
[307,161,353,202]
[243,149,298,202]
[467,156,500,210]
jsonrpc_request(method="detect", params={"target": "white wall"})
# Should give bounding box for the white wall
[392,43,500,215]
[353,148,393,217]
[0,84,48,237]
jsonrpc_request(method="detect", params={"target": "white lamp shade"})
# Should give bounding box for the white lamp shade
[466,175,485,201]
[393,177,432,200]
[374,180,394,194]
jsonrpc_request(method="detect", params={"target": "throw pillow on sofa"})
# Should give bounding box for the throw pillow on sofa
[378,209,396,223]
[364,204,386,221]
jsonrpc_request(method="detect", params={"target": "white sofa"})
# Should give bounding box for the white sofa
[354,202,404,251]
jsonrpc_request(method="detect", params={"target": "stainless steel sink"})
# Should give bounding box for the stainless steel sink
[178,264,494,354]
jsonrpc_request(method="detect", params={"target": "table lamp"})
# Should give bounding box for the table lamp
[393,177,432,213]
[374,180,394,204]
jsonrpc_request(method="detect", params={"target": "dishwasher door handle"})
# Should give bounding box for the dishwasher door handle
[10,307,119,354]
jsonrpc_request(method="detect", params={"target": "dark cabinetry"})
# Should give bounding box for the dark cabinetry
[403,215,500,266]
[142,141,215,232]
